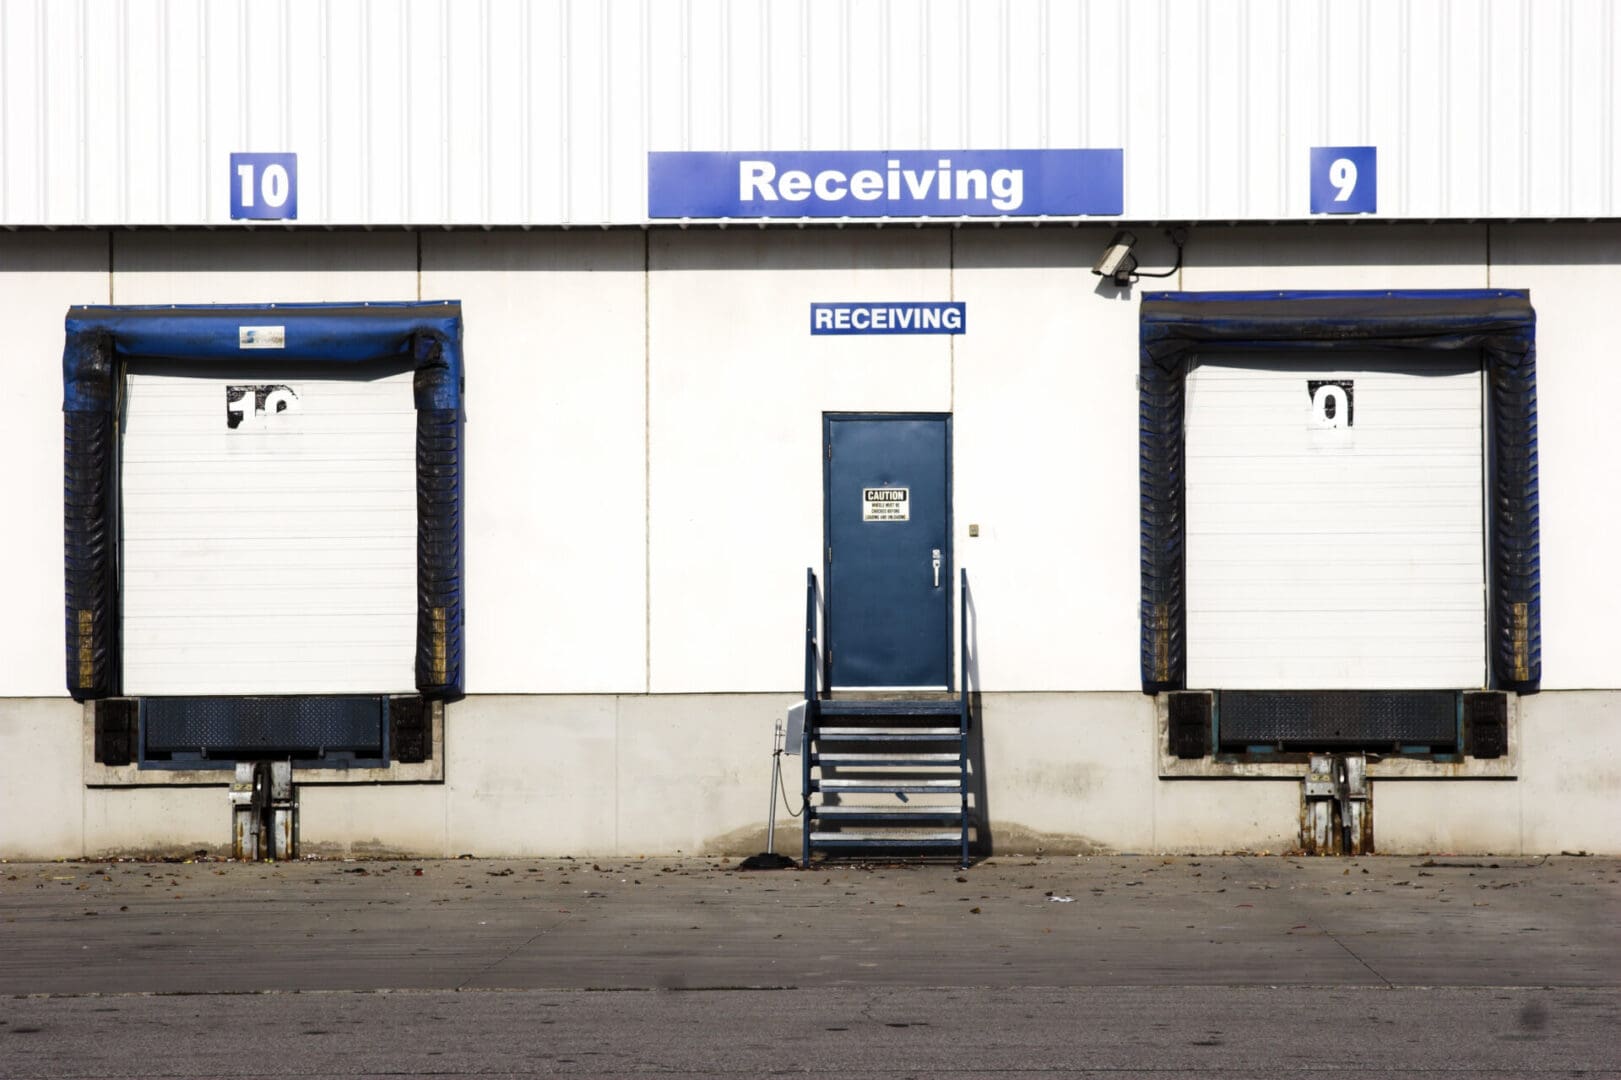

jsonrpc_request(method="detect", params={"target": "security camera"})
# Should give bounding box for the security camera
[1092,229,1138,286]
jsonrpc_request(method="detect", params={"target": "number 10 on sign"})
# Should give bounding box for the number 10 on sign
[230,153,298,220]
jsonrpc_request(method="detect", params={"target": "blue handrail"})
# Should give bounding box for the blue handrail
[804,567,819,702]
[958,568,972,868]
[802,568,818,867]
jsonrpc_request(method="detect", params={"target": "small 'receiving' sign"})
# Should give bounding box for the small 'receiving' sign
[863,487,909,522]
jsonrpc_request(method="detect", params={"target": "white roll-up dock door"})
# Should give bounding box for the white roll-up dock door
[120,361,418,695]
[1184,352,1485,690]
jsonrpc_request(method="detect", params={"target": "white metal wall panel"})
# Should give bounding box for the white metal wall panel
[2,0,1619,226]
[120,363,417,695]
[1184,354,1485,690]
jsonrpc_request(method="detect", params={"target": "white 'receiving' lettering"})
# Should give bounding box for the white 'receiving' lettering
[811,303,966,334]
[742,158,1025,211]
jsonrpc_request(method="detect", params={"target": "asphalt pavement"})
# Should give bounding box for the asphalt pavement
[1,853,1617,1078]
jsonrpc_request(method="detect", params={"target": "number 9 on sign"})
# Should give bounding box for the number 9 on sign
[1310,146,1376,214]
[230,153,298,220]
[1328,158,1358,202]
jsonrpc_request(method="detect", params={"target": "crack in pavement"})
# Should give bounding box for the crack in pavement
[1316,923,1394,988]
[454,910,576,991]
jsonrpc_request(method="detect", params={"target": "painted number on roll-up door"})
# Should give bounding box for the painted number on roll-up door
[863,487,909,522]
[1308,380,1354,428]
[1309,147,1376,214]
[230,153,298,220]
[226,385,298,429]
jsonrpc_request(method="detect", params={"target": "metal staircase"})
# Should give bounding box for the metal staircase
[800,568,973,868]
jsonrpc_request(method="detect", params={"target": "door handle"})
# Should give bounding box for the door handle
[931,548,942,588]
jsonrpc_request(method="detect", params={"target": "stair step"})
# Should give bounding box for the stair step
[810,832,963,845]
[813,805,963,821]
[817,699,963,718]
[813,778,963,793]
[814,752,960,766]
[816,727,961,740]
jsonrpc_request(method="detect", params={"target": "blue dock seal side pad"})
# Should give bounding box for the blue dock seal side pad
[1137,289,1539,695]
[62,301,465,701]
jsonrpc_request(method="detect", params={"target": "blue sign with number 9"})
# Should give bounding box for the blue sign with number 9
[1310,146,1376,214]
[230,153,298,220]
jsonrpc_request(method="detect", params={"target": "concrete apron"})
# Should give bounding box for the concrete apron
[0,854,1616,996]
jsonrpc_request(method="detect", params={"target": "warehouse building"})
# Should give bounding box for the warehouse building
[0,0,1615,859]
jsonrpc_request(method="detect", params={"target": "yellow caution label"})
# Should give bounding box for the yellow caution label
[77,609,94,688]
[1511,602,1530,683]
[432,607,448,685]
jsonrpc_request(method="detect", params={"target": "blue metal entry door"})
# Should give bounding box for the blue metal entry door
[825,414,951,688]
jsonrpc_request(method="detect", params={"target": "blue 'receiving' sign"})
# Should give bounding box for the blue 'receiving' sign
[1309,146,1377,214]
[811,302,965,335]
[649,150,1122,218]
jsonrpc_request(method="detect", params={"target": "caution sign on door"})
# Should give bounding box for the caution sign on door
[863,487,910,522]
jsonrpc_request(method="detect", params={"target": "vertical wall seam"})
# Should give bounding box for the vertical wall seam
[762,0,772,149]
[443,705,452,857]
[1037,0,1048,149]
[1237,1,1249,218]
[82,707,89,859]
[279,0,289,150]
[1398,1,1410,216]
[560,0,571,219]
[1481,0,1491,213]
[599,0,610,222]
[32,0,46,222]
[644,228,652,695]
[880,0,890,150]
[613,693,621,854]
[1445,0,1458,214]
[1520,0,1532,214]
[1561,0,1572,217]
[193,0,204,219]
[799,0,809,150]
[1606,0,1616,216]
[522,0,533,223]
[117,0,128,222]
[1358,0,1370,144]
[958,0,969,146]
[75,0,85,222]
[483,0,494,224]
[1278,0,1289,215]
[359,0,371,225]
[158,2,170,223]
[1,2,10,219]
[320,0,330,222]
[946,225,953,410]
[1157,0,1169,216]
[1197,1,1209,220]
[840,0,849,149]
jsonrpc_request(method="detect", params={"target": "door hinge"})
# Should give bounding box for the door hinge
[825,443,831,459]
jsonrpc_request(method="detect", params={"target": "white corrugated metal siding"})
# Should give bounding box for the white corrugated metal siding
[1184,353,1485,690]
[1,0,1617,226]
[120,361,418,695]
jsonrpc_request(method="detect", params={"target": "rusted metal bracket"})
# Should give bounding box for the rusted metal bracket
[1301,753,1372,855]
[230,761,296,861]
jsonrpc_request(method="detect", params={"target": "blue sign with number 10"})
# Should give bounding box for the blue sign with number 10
[1310,146,1376,214]
[230,153,298,220]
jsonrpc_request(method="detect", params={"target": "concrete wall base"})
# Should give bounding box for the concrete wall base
[2,692,1615,860]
